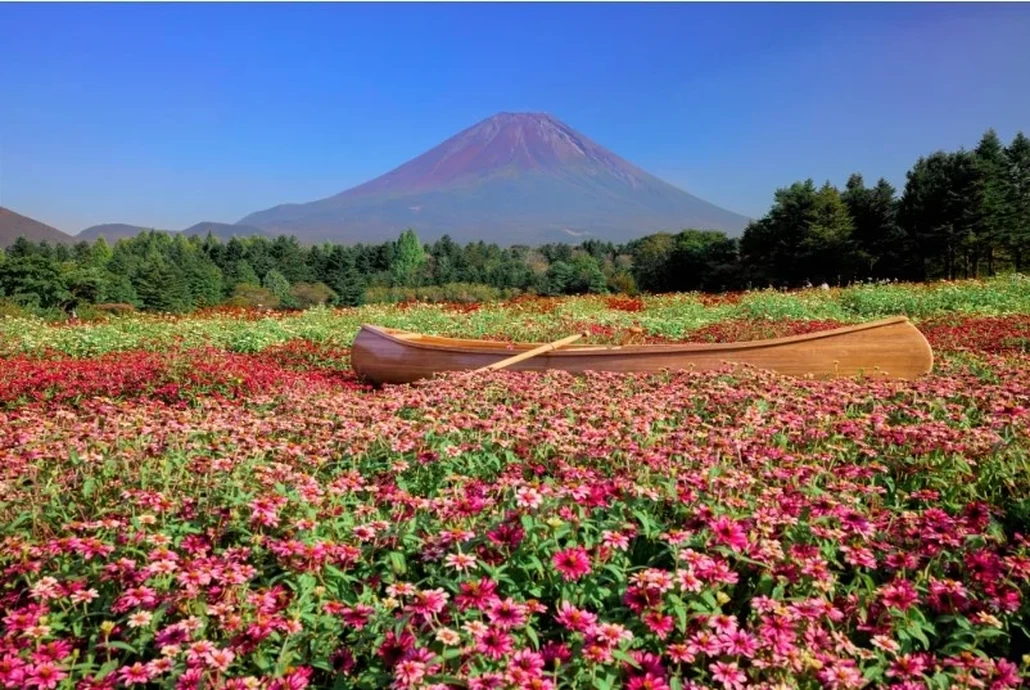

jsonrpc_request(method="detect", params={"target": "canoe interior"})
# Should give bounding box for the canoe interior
[370,317,915,355]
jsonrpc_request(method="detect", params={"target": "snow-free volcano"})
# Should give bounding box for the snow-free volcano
[239,112,749,244]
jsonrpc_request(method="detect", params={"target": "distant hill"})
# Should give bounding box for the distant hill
[0,207,73,247]
[76,221,268,243]
[239,111,751,245]
[180,221,267,240]
[77,223,154,242]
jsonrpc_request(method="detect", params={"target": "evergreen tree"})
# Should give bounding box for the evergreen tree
[134,253,190,312]
[270,235,311,283]
[325,246,365,306]
[186,255,225,307]
[391,228,427,287]
[739,180,819,286]
[974,129,1010,275]
[6,237,37,259]
[63,266,108,306]
[541,261,574,295]
[1006,132,1030,271]
[91,236,113,266]
[0,254,69,309]
[223,260,259,296]
[262,269,291,301]
[244,236,275,280]
[565,253,608,294]
[805,182,857,285]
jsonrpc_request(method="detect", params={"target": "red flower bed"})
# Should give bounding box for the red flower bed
[684,318,849,343]
[921,315,1030,354]
[0,342,370,409]
[442,302,482,314]
[606,296,645,313]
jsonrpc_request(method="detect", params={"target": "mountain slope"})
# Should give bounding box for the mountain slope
[239,112,749,245]
[0,207,73,247]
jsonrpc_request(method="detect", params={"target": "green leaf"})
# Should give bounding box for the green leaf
[89,659,120,680]
[388,552,407,575]
[102,640,138,655]
[611,649,639,668]
[907,619,930,649]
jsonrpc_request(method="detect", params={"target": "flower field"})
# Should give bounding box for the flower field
[1,277,1029,690]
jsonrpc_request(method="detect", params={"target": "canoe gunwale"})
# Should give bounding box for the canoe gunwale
[357,317,917,357]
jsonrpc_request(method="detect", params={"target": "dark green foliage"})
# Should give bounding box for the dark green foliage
[1006,132,1030,271]
[62,266,109,306]
[223,260,259,295]
[565,253,608,294]
[842,175,911,279]
[0,253,69,309]
[668,230,740,292]
[134,252,191,312]
[541,261,574,296]
[324,246,365,307]
[740,179,854,286]
[974,129,1009,275]
[627,233,677,293]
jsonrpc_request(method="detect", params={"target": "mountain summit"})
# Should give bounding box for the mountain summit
[240,112,749,244]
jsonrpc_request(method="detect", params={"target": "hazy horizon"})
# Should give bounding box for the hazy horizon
[2,2,1029,233]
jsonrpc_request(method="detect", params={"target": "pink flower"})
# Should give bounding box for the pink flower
[25,662,67,690]
[405,588,449,620]
[552,547,591,581]
[117,663,151,686]
[0,654,27,688]
[474,629,513,660]
[879,579,919,612]
[642,612,675,640]
[486,597,527,629]
[392,660,426,688]
[709,516,749,552]
[554,601,597,633]
[205,647,235,672]
[627,674,670,690]
[709,661,746,690]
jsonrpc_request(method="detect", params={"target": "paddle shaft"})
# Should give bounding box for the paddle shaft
[475,332,588,372]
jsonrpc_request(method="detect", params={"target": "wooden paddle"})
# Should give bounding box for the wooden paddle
[474,332,588,373]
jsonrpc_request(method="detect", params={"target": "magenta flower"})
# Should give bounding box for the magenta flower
[552,547,591,581]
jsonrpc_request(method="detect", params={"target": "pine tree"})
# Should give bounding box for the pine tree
[223,260,259,296]
[805,182,857,285]
[134,253,190,312]
[974,129,1010,275]
[325,246,365,307]
[1006,132,1030,272]
[391,228,427,287]
[262,269,291,301]
[270,236,311,283]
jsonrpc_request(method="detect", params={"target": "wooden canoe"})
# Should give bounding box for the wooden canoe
[350,317,934,386]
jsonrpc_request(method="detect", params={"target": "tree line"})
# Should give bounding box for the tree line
[1,127,1027,315]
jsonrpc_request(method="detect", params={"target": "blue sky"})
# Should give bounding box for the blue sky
[2,2,1029,234]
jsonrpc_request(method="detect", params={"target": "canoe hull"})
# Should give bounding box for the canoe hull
[351,317,934,386]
